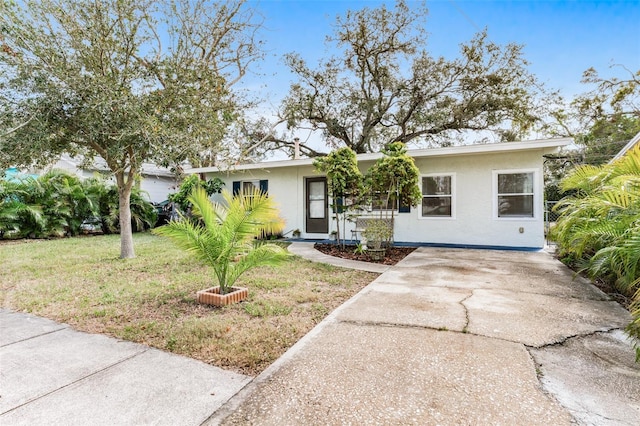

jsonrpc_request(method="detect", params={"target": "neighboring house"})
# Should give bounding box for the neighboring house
[611,131,640,162]
[190,138,572,250]
[43,155,177,203]
[3,167,38,182]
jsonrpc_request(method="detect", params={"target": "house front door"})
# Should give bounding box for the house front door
[305,177,328,234]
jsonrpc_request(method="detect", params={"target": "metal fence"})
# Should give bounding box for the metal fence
[544,201,560,245]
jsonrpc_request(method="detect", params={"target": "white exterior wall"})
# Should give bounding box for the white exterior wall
[208,165,319,238]
[391,150,546,249]
[204,148,549,249]
[139,176,177,203]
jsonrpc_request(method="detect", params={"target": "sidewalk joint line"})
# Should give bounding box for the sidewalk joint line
[0,348,149,416]
[0,326,68,348]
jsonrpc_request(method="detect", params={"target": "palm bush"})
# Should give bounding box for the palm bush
[87,178,157,234]
[0,178,45,238]
[550,144,640,359]
[39,170,98,236]
[0,171,157,239]
[153,186,289,294]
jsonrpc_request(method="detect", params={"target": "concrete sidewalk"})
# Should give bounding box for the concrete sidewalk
[2,244,639,425]
[209,245,639,425]
[0,310,250,425]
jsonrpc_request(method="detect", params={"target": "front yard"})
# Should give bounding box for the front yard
[0,234,378,375]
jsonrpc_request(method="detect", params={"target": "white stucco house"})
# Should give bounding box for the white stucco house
[190,138,572,250]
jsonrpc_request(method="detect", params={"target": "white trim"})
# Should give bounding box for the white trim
[188,138,572,174]
[419,173,456,220]
[492,169,539,220]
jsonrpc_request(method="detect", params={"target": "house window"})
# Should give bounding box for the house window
[242,180,259,193]
[232,179,268,197]
[495,171,535,218]
[421,174,454,218]
[371,191,398,211]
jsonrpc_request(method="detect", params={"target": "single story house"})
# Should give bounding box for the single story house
[190,138,572,250]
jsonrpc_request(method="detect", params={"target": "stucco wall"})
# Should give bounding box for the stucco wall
[390,149,545,248]
[209,165,318,238]
[205,148,548,249]
[139,176,177,203]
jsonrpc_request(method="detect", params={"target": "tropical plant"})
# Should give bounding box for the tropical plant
[1,0,263,258]
[0,170,157,239]
[365,142,422,219]
[0,178,45,238]
[95,183,157,235]
[168,175,225,213]
[550,143,640,359]
[313,147,364,248]
[38,170,99,236]
[153,187,289,294]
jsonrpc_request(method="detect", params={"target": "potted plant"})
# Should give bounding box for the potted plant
[292,228,301,238]
[362,220,393,260]
[154,186,289,306]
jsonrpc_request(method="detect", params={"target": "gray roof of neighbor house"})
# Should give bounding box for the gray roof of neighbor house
[57,154,176,177]
[611,131,640,162]
[188,138,573,174]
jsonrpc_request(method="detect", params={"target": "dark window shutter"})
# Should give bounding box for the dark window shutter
[232,181,241,196]
[259,179,268,194]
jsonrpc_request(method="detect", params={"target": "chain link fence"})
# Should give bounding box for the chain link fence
[544,201,561,246]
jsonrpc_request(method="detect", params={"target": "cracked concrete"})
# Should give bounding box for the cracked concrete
[3,244,637,425]
[530,329,640,425]
[460,291,473,333]
[211,245,638,425]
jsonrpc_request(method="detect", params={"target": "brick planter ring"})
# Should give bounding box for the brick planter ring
[197,286,249,306]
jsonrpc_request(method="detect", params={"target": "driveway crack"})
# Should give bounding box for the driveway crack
[460,291,473,334]
[525,327,624,349]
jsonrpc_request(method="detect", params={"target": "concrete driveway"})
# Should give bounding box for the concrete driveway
[211,246,640,425]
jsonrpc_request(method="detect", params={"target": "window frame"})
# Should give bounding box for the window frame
[369,190,399,212]
[232,179,268,197]
[492,169,538,220]
[240,180,260,194]
[419,173,456,220]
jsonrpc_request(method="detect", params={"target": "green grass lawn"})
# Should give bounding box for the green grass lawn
[0,234,378,375]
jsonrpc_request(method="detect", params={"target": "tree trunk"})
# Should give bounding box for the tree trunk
[118,180,135,259]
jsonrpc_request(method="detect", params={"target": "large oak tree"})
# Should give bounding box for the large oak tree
[261,0,541,155]
[547,64,640,164]
[0,0,262,258]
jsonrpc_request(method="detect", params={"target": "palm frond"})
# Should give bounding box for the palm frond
[154,186,289,292]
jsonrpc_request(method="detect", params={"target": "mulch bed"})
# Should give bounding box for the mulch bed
[314,243,416,266]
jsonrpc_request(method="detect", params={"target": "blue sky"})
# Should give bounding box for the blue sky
[245,0,639,106]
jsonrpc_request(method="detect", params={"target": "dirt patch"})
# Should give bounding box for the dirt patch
[314,243,416,265]
[592,278,632,310]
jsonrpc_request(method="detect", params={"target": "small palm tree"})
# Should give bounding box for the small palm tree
[154,186,289,294]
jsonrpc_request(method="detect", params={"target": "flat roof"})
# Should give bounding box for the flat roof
[188,137,573,174]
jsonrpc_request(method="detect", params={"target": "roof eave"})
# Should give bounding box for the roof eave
[188,138,573,174]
